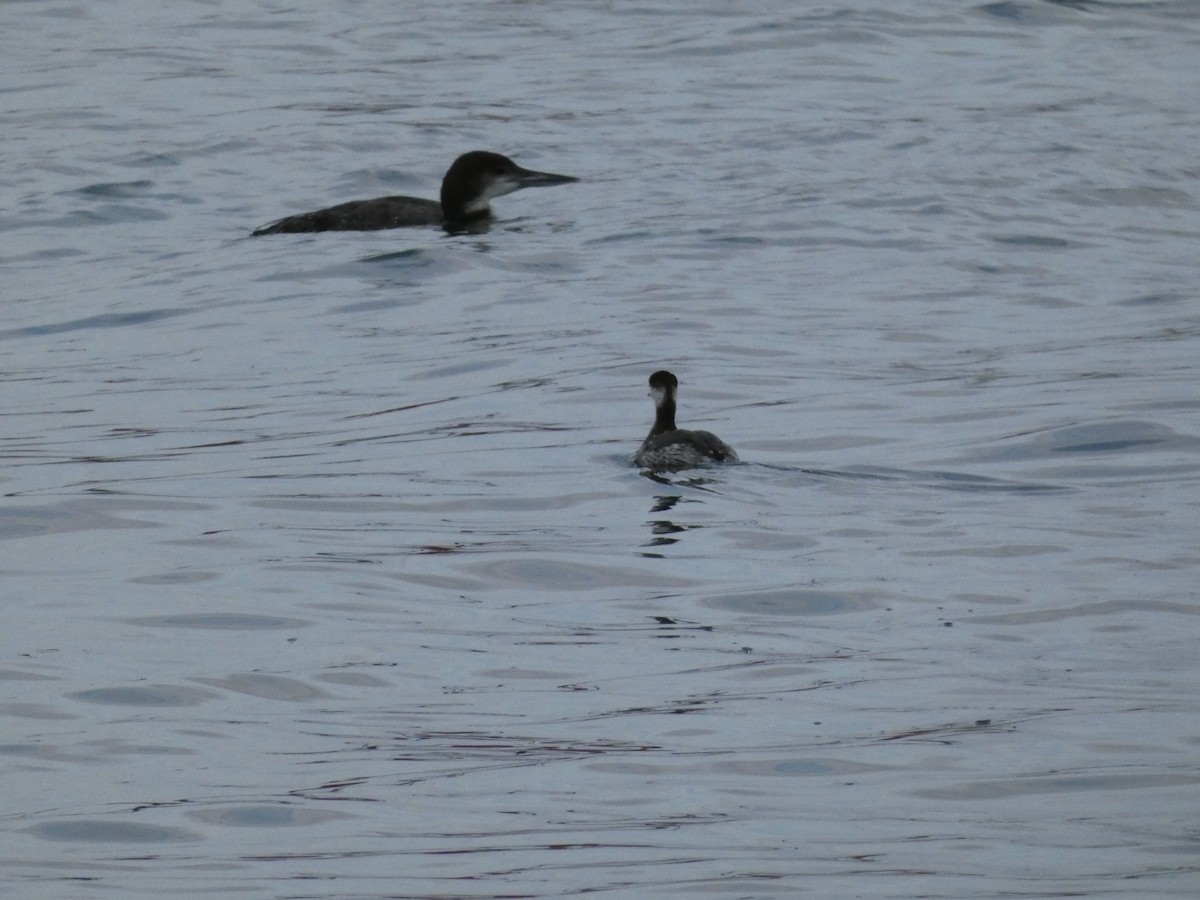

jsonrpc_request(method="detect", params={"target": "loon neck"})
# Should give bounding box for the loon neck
[440,152,496,224]
[440,190,492,224]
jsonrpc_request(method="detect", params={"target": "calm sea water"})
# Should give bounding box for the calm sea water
[3,1,1199,897]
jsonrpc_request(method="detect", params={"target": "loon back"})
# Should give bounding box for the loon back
[252,197,443,235]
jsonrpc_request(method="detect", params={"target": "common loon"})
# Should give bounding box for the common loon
[252,150,578,235]
[634,370,739,471]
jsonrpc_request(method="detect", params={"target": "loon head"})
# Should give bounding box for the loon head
[440,151,578,221]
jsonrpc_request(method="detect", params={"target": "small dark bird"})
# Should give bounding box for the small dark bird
[252,150,578,235]
[634,370,738,470]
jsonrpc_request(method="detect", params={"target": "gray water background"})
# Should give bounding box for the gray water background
[3,0,1199,897]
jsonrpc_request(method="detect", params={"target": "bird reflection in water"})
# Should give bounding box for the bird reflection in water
[642,494,693,556]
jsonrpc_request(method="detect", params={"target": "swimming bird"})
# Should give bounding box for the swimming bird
[634,370,739,470]
[252,150,578,235]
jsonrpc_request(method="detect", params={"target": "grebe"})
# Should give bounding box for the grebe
[634,370,738,470]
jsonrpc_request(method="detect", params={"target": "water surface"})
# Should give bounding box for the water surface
[3,1,1199,897]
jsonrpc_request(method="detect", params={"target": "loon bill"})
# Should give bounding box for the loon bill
[252,150,578,235]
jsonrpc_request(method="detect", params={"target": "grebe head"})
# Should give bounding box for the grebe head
[648,369,679,408]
